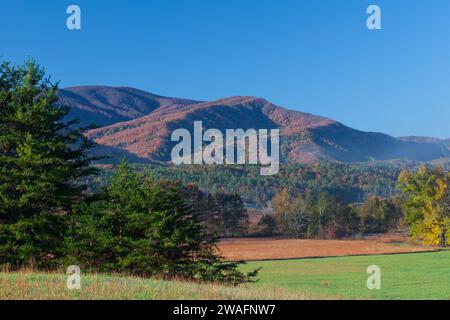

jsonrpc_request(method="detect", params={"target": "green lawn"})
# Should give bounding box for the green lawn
[242,250,450,300]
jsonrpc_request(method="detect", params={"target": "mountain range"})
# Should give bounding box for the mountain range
[58,86,450,164]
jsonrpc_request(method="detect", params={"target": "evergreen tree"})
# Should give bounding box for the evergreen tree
[67,162,258,284]
[181,183,221,236]
[0,60,95,268]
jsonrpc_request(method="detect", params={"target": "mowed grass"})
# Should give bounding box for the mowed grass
[241,250,450,300]
[0,271,323,300]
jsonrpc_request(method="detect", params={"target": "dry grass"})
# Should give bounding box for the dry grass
[218,236,435,261]
[0,270,329,300]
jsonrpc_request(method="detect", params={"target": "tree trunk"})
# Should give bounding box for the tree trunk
[440,229,447,247]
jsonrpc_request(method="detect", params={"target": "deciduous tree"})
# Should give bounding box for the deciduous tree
[398,165,450,247]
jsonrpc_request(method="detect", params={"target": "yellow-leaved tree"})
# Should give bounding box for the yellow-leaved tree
[397,165,450,247]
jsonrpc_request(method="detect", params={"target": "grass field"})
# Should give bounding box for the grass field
[0,271,320,300]
[1,250,449,300]
[1,239,448,300]
[241,250,450,300]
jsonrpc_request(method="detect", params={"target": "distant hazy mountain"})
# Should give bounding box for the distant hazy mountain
[398,136,444,144]
[60,86,450,164]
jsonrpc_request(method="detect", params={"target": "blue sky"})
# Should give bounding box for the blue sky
[1,0,450,138]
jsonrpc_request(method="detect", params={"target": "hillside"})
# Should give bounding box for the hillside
[59,86,198,128]
[60,86,449,164]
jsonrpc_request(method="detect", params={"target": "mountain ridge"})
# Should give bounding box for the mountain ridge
[59,85,199,128]
[60,86,450,164]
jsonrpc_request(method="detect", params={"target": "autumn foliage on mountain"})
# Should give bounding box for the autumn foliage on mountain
[59,86,450,164]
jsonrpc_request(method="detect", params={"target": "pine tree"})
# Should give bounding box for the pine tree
[0,60,96,268]
[67,162,258,284]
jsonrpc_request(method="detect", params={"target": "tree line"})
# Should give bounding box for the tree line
[136,160,404,207]
[260,166,450,248]
[267,190,403,239]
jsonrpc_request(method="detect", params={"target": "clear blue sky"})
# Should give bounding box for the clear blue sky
[1,0,450,138]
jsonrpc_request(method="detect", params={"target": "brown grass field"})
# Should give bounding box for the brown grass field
[0,271,333,300]
[218,234,436,261]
